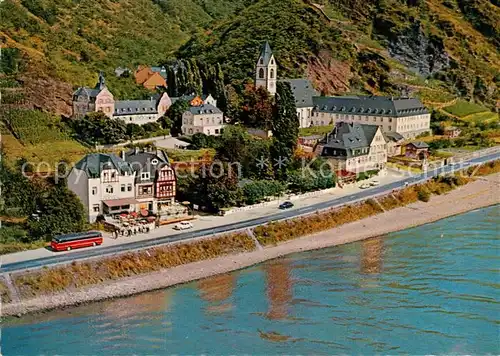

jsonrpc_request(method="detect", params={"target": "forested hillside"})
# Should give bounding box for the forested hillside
[1,0,498,112]
[178,0,499,107]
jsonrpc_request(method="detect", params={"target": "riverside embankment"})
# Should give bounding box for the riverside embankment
[2,170,499,317]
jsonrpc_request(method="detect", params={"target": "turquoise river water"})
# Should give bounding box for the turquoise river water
[2,206,499,355]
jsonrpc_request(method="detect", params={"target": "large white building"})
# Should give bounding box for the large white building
[181,104,225,136]
[68,150,181,222]
[312,96,431,139]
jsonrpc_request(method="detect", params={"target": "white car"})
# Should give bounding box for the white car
[359,183,371,189]
[370,180,380,186]
[173,221,193,230]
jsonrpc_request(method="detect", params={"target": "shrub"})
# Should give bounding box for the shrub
[418,188,431,202]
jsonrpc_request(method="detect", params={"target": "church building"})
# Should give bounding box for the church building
[253,42,431,137]
[254,42,315,128]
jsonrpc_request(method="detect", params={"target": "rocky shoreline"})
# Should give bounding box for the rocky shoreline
[3,174,499,317]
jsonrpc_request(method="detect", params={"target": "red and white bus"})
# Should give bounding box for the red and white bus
[51,231,103,252]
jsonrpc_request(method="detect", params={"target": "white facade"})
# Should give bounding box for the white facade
[255,42,277,96]
[297,107,314,128]
[115,113,161,125]
[181,106,225,136]
[331,128,387,173]
[312,111,431,139]
[67,156,137,222]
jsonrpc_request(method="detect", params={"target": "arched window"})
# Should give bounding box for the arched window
[259,68,265,79]
[270,69,274,79]
[260,58,264,65]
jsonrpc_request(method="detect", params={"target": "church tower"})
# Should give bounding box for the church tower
[255,41,277,96]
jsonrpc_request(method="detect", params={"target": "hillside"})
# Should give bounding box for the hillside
[1,0,499,110]
[0,0,250,115]
[178,0,499,108]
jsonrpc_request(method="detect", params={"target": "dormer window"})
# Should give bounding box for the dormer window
[141,172,150,180]
[151,159,159,165]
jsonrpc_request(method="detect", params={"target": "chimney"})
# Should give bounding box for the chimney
[134,147,139,155]
[121,150,125,160]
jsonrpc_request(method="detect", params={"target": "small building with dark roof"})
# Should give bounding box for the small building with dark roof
[318,122,388,173]
[72,73,115,119]
[404,141,430,160]
[443,126,461,138]
[171,93,217,107]
[384,131,406,157]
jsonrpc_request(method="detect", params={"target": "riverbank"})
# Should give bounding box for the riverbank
[2,173,499,317]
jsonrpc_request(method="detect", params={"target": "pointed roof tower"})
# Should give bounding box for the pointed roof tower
[95,71,106,90]
[258,41,274,66]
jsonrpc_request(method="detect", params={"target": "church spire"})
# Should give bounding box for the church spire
[255,41,277,96]
[258,41,273,66]
[95,71,106,90]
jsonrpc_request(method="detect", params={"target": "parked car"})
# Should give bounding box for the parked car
[279,201,294,209]
[370,180,380,186]
[173,221,193,230]
[359,183,371,189]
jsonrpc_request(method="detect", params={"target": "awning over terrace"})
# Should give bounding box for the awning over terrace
[103,198,139,207]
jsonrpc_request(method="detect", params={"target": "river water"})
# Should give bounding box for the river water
[3,206,499,355]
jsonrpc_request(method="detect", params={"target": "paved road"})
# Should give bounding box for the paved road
[1,152,498,273]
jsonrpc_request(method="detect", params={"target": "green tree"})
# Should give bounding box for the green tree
[0,48,22,75]
[158,116,173,130]
[216,125,250,163]
[190,132,220,149]
[192,163,242,211]
[271,81,299,180]
[28,185,87,241]
[126,123,146,140]
[142,122,161,133]
[72,112,127,144]
[241,84,274,129]
[165,99,189,136]
[0,161,37,215]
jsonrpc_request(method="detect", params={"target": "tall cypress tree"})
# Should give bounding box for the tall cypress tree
[271,81,299,180]
[214,63,228,112]
[189,59,203,95]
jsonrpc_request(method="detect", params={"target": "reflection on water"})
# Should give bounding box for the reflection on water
[265,258,293,320]
[3,206,499,355]
[198,273,235,314]
[361,236,384,274]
